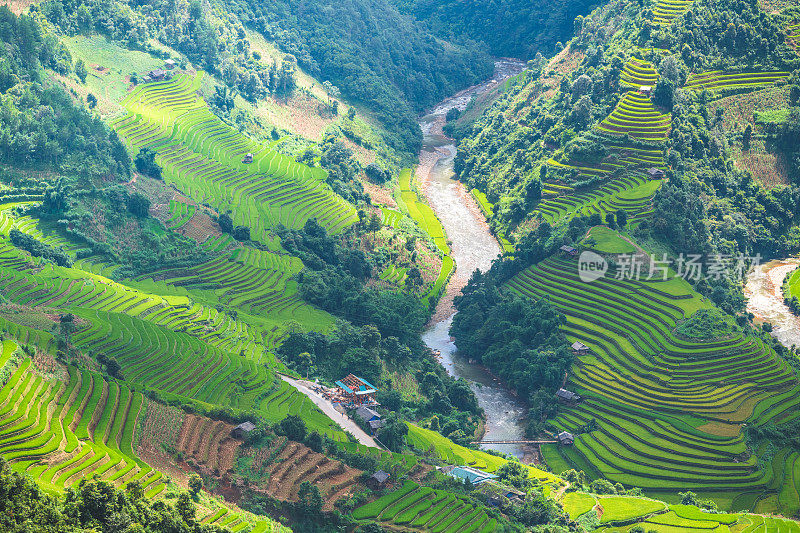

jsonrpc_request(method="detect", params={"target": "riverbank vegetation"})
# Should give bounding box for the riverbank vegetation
[449,0,800,517]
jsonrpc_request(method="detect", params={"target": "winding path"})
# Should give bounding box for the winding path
[278,374,379,448]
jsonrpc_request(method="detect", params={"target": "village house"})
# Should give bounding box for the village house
[559,245,578,256]
[242,152,254,164]
[232,421,256,439]
[571,341,590,354]
[640,85,652,95]
[647,167,666,179]
[556,387,582,405]
[558,431,575,446]
[367,470,391,490]
[335,374,378,406]
[355,406,383,434]
[446,465,497,485]
[164,59,177,70]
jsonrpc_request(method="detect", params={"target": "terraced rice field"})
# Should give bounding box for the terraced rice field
[683,71,790,93]
[651,0,695,24]
[0,353,165,496]
[620,59,658,88]
[789,21,800,49]
[534,73,667,226]
[0,202,88,258]
[111,72,357,241]
[353,481,498,533]
[406,424,558,484]
[507,254,800,511]
[396,169,454,302]
[596,92,671,141]
[136,245,322,321]
[166,200,197,229]
[0,241,343,438]
[380,264,408,284]
[239,436,362,509]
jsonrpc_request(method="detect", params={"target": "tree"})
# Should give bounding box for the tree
[188,474,202,496]
[218,213,233,233]
[377,413,408,451]
[233,225,250,241]
[86,93,97,108]
[176,493,196,522]
[679,490,698,506]
[616,209,628,227]
[134,148,162,180]
[297,481,323,515]
[405,267,423,292]
[75,59,88,83]
[127,193,150,218]
[105,357,121,378]
[605,211,616,229]
[279,415,307,441]
[653,79,675,111]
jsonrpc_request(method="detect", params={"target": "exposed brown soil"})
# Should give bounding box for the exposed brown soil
[239,438,362,511]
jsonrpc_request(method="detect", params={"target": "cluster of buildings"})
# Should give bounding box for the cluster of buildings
[321,373,378,408]
[139,59,177,83]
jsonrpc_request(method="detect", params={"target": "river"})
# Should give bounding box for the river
[744,258,800,349]
[417,60,532,461]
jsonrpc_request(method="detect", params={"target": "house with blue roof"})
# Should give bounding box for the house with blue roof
[447,466,497,485]
[335,373,377,405]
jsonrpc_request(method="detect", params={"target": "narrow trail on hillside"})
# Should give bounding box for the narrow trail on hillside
[417,60,534,461]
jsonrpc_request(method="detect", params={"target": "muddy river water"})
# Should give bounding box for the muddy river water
[744,258,800,349]
[417,60,531,460]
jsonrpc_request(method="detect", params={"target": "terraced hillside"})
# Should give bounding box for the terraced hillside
[0,353,165,496]
[596,92,671,141]
[508,253,800,512]
[353,481,498,533]
[651,0,695,24]
[111,72,357,241]
[238,436,363,510]
[619,59,658,88]
[135,245,325,323]
[0,238,344,438]
[684,71,790,93]
[407,424,559,484]
[396,169,454,301]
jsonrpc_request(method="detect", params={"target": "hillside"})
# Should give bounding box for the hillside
[449,0,800,519]
[1,0,800,528]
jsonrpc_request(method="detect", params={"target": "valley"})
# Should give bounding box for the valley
[0,0,798,530]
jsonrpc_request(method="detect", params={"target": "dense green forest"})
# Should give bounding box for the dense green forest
[394,0,598,59]
[37,0,492,155]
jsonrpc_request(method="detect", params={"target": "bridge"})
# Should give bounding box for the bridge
[470,440,558,445]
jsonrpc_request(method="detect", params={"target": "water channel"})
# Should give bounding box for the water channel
[417,60,532,460]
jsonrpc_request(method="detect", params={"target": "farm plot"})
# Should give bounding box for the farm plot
[396,169,453,302]
[238,436,360,508]
[406,424,558,484]
[111,72,357,241]
[0,352,165,496]
[532,86,667,226]
[683,71,790,93]
[651,0,695,25]
[136,245,327,323]
[620,59,658,88]
[166,200,197,230]
[506,252,799,512]
[0,242,343,437]
[596,92,671,141]
[353,481,498,533]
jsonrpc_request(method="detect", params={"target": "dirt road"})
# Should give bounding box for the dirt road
[279,375,380,448]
